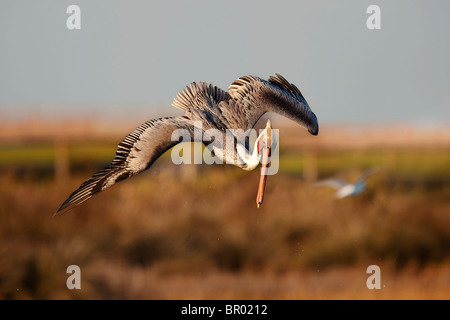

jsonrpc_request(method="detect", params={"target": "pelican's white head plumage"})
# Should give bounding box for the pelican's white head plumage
[236,119,277,172]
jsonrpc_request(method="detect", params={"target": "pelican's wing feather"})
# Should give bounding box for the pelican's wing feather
[228,74,318,134]
[267,73,305,100]
[172,82,231,112]
[266,74,318,135]
[55,116,192,215]
[227,75,268,129]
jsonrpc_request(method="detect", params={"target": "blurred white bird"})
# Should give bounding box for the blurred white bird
[314,169,379,199]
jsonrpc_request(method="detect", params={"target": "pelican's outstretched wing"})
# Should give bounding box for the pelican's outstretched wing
[314,178,348,190]
[55,116,193,216]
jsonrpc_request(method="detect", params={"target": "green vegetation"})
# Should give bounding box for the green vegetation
[0,141,117,166]
[0,140,449,299]
[1,140,449,178]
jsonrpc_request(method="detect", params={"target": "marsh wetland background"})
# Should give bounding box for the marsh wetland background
[0,117,449,299]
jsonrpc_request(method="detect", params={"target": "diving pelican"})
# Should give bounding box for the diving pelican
[55,74,319,215]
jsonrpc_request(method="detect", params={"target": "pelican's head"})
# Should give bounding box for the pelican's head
[236,120,277,171]
[234,120,277,208]
[256,120,277,208]
[256,120,277,153]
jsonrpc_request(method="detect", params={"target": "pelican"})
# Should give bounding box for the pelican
[55,74,319,215]
[314,169,379,199]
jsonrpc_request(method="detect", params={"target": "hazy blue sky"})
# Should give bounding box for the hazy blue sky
[1,0,449,124]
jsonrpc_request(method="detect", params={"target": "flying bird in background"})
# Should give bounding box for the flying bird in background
[55,74,319,215]
[314,169,379,199]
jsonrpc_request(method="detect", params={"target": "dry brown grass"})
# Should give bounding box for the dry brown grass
[0,162,449,299]
[0,120,449,300]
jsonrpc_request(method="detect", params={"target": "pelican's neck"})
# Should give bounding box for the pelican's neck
[236,144,260,171]
[236,130,266,171]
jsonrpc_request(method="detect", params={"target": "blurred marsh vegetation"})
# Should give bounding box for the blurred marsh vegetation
[0,119,449,299]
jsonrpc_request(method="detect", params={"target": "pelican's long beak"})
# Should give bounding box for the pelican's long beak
[256,120,272,208]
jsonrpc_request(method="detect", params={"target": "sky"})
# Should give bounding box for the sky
[0,0,449,125]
